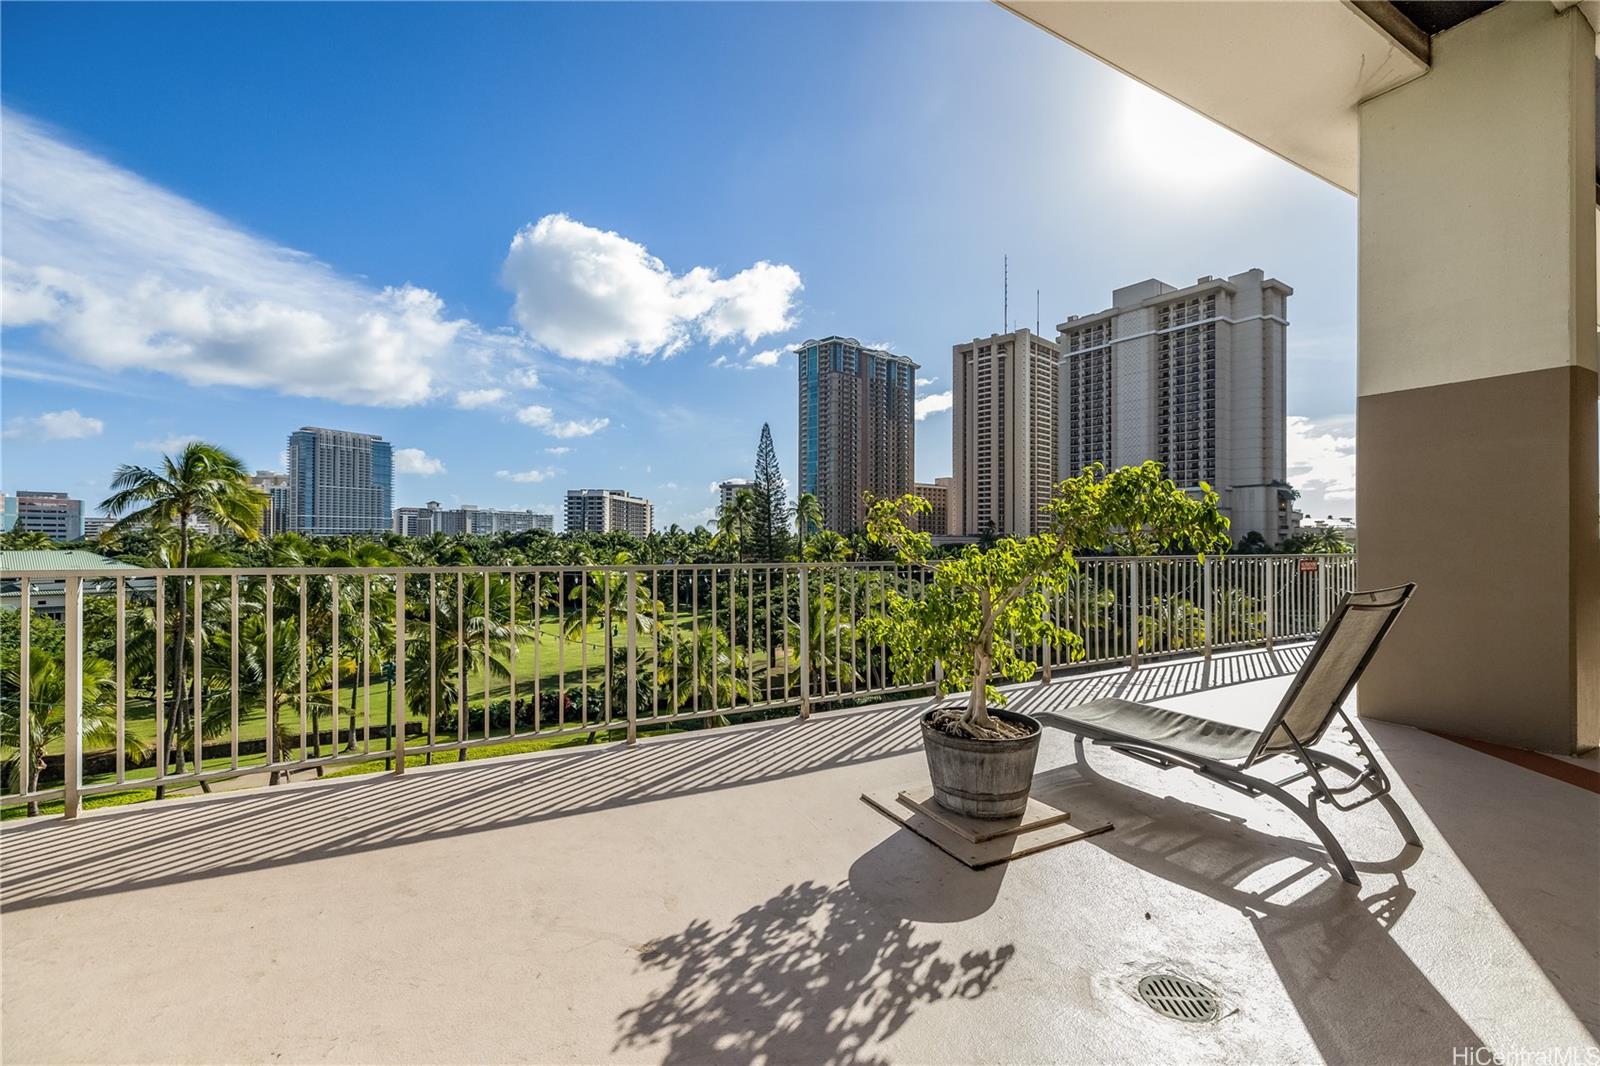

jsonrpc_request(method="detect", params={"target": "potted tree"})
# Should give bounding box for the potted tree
[863,462,1230,819]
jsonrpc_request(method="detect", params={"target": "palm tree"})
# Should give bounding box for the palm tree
[403,570,523,760]
[0,529,55,550]
[560,551,664,737]
[791,492,822,558]
[654,626,749,724]
[712,490,758,561]
[1,647,148,816]
[310,539,399,759]
[100,442,266,785]
[803,529,853,562]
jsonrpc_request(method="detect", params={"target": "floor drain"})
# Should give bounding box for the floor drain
[1137,973,1219,1023]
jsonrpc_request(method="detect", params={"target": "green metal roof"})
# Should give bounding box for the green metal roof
[0,550,140,572]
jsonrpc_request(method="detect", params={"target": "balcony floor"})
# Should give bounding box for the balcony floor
[3,645,1596,1064]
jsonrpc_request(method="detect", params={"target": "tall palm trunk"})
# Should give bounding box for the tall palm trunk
[156,523,191,798]
[27,756,42,818]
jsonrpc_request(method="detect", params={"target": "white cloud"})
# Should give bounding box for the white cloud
[916,376,935,387]
[713,346,788,371]
[505,366,541,390]
[394,447,446,475]
[0,108,492,406]
[499,213,802,363]
[455,388,506,409]
[516,404,609,439]
[3,408,104,439]
[544,445,572,455]
[1287,414,1357,515]
[658,481,680,491]
[136,432,201,453]
[495,467,556,483]
[915,391,953,420]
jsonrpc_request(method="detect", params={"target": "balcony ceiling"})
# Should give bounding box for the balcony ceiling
[997,1,1437,194]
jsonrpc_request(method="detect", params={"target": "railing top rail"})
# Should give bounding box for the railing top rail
[0,553,1355,581]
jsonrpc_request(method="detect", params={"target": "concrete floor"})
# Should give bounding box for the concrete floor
[2,645,1596,1064]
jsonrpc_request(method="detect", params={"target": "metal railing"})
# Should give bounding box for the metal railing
[0,554,1355,818]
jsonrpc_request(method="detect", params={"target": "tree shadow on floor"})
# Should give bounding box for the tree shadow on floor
[614,843,1013,1066]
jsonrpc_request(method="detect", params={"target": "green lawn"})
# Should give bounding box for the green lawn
[39,619,614,757]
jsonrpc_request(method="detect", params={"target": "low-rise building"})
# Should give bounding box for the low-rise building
[718,479,756,513]
[911,478,954,536]
[0,550,147,620]
[393,501,553,536]
[1,491,84,542]
[565,489,653,536]
[248,471,292,536]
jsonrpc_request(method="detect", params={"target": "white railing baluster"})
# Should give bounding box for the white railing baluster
[115,576,126,784]
[62,576,82,820]
[17,580,29,801]
[625,570,638,746]
[393,573,406,775]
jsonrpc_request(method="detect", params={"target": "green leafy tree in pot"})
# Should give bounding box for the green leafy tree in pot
[864,462,1231,741]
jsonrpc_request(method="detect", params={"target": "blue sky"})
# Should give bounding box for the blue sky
[0,1,1359,529]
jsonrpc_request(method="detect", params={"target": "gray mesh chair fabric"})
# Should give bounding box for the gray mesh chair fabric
[1251,585,1413,760]
[1035,698,1261,762]
[1035,583,1419,887]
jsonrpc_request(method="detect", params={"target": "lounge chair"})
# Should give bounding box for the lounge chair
[1035,584,1421,887]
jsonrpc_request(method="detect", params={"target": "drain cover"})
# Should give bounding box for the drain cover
[1137,973,1219,1022]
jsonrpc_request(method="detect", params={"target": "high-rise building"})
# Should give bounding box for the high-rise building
[285,427,393,536]
[795,337,917,532]
[248,471,291,536]
[1056,269,1293,544]
[81,516,116,540]
[1,491,84,542]
[952,329,1061,537]
[911,478,954,536]
[393,501,554,536]
[564,489,653,536]
[717,479,756,513]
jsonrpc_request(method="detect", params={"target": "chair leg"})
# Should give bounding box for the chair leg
[1209,764,1362,887]
[1269,784,1362,887]
[1309,750,1424,849]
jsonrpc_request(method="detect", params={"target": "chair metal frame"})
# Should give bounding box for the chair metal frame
[1037,584,1421,887]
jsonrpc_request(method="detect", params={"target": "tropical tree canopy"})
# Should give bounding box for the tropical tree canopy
[863,462,1231,739]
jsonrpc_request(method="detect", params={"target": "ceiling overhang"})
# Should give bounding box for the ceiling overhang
[997,0,1437,194]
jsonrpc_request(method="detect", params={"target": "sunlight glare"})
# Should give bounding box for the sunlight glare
[1113,82,1268,192]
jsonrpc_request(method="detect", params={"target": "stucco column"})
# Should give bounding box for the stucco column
[1355,1,1598,752]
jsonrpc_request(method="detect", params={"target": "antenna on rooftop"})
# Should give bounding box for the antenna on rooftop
[1004,255,1009,333]
[1036,289,1040,334]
